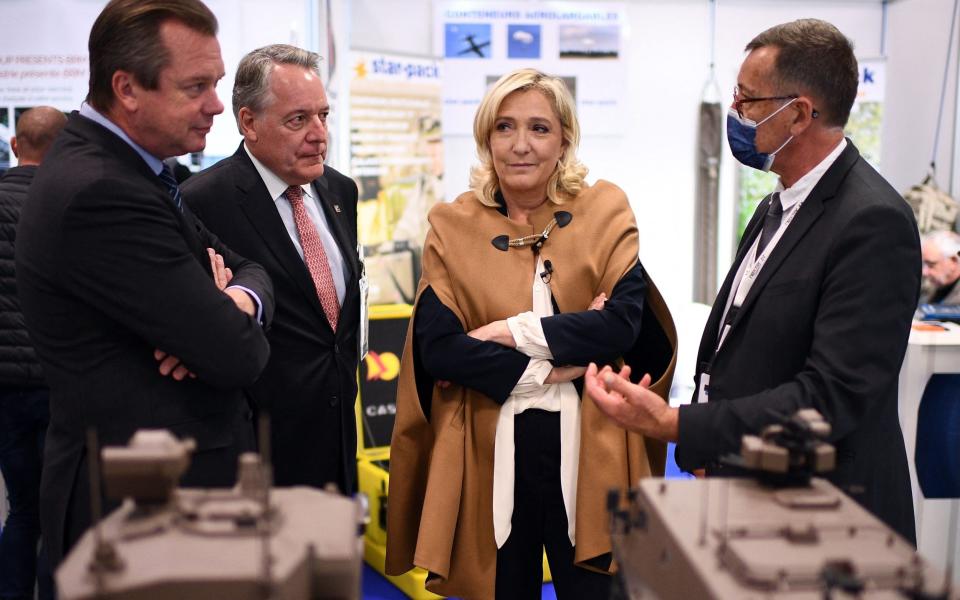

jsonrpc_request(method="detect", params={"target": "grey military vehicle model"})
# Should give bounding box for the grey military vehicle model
[57,429,365,600]
[609,410,956,599]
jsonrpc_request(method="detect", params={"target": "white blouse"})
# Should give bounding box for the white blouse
[492,256,581,548]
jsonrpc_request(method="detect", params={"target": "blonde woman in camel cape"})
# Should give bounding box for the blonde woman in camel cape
[386,68,677,600]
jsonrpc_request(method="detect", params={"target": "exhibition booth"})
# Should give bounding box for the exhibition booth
[1,1,959,599]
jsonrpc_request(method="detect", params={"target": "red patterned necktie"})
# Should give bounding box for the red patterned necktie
[285,185,340,330]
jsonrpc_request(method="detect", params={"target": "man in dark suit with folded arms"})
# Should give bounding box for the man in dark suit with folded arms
[16,0,274,566]
[184,45,361,493]
[586,19,920,544]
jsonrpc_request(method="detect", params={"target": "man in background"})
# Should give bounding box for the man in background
[587,19,920,544]
[184,44,361,493]
[16,0,274,566]
[920,230,960,304]
[0,105,65,600]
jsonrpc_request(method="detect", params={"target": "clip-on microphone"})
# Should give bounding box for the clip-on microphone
[540,259,554,283]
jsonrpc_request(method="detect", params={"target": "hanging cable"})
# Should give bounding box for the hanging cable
[709,0,717,78]
[702,0,720,101]
[930,0,960,179]
[880,0,888,58]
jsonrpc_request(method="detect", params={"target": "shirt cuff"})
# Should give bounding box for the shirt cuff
[226,285,264,325]
[506,312,553,359]
[510,358,553,397]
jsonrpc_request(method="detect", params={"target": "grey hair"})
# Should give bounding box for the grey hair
[232,44,322,131]
[923,230,960,258]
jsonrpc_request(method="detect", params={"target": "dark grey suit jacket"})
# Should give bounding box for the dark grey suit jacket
[16,113,275,565]
[183,144,361,493]
[677,141,920,544]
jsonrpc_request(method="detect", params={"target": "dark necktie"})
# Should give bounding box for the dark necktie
[158,164,183,213]
[755,192,783,258]
[286,185,341,330]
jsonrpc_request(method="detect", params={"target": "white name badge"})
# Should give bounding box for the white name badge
[357,244,369,360]
[697,373,710,404]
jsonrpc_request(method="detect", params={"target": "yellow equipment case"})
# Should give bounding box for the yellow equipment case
[355,304,439,599]
[355,304,551,599]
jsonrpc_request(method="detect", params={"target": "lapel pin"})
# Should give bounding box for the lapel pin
[334,204,342,213]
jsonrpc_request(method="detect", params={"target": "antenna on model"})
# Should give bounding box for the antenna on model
[85,428,124,586]
[257,413,276,600]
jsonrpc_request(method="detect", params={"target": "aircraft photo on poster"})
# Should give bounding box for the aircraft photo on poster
[445,23,492,58]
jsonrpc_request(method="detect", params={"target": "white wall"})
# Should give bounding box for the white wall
[884,0,958,195]
[352,0,895,310]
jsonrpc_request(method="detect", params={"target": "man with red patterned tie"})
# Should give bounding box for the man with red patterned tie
[184,44,361,493]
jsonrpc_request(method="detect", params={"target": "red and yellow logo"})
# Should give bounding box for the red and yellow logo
[365,351,400,381]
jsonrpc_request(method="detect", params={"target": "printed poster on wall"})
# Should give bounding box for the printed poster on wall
[435,1,627,136]
[0,0,318,171]
[0,0,100,170]
[350,51,443,304]
[847,58,885,169]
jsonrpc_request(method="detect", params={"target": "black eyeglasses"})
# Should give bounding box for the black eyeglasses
[733,85,798,119]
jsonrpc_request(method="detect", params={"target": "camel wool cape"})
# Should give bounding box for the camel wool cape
[385,180,677,599]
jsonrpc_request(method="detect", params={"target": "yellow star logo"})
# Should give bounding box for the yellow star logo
[354,61,367,79]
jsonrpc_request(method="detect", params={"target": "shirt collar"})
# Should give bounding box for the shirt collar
[79,102,164,175]
[243,143,313,204]
[774,138,847,212]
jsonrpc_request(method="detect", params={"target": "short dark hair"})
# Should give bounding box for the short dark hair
[87,0,218,111]
[746,19,858,127]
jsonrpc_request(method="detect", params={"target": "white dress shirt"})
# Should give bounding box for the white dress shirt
[492,256,581,548]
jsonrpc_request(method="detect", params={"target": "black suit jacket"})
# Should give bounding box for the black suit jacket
[676,141,921,543]
[15,113,275,564]
[183,144,360,493]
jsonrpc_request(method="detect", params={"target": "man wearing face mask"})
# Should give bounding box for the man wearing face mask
[586,18,920,544]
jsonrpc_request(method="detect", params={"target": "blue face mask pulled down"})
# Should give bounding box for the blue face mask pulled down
[726,98,797,172]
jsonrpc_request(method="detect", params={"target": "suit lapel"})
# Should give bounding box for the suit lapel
[698,198,768,361]
[231,148,330,323]
[312,176,358,282]
[74,114,210,265]
[311,176,359,331]
[725,141,860,336]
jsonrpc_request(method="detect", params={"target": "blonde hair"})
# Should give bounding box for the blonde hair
[469,69,588,207]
